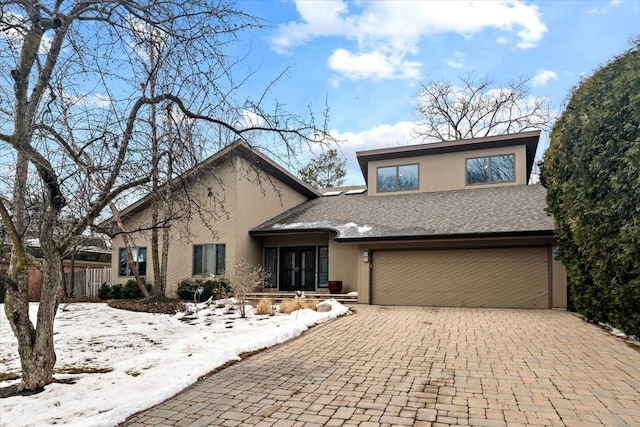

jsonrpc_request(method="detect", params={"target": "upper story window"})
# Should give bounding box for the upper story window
[466,154,515,185]
[377,164,419,192]
[118,247,147,277]
[193,243,226,276]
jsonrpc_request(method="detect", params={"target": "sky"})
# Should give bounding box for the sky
[226,0,640,184]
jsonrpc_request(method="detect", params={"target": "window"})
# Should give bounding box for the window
[466,154,515,185]
[192,244,226,276]
[377,164,418,192]
[318,246,329,288]
[118,247,147,277]
[264,248,277,288]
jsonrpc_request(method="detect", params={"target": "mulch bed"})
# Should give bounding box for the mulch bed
[107,298,186,314]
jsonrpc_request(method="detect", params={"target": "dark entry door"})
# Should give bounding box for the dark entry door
[280,247,316,291]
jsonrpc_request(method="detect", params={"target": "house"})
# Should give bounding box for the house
[111,131,568,309]
[0,238,111,301]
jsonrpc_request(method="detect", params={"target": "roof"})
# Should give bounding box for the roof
[356,131,541,185]
[115,140,320,220]
[250,184,554,241]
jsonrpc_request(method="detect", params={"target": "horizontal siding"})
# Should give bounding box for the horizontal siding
[372,248,549,308]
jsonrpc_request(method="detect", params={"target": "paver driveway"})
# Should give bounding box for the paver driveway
[124,306,640,427]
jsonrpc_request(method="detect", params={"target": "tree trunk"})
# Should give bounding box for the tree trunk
[149,62,162,296]
[4,151,58,391]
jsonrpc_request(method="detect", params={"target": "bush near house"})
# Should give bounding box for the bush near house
[175,277,232,301]
[98,279,153,300]
[540,40,640,337]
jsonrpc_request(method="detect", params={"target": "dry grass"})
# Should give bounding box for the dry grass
[254,298,275,316]
[278,298,319,314]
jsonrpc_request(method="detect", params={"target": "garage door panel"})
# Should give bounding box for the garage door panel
[372,248,548,308]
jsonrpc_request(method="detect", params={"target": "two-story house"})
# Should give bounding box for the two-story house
[111,130,567,309]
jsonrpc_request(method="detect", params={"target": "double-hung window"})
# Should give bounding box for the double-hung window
[193,244,226,276]
[118,247,147,277]
[377,164,419,192]
[466,154,515,185]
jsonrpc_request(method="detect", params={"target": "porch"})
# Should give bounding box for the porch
[245,291,358,305]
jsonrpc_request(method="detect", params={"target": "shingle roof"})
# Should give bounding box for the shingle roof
[250,184,554,241]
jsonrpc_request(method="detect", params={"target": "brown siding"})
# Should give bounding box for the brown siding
[552,258,568,308]
[111,160,238,297]
[368,145,527,195]
[234,157,309,268]
[371,247,549,308]
[328,240,360,294]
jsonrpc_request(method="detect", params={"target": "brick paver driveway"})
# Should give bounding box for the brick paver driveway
[124,306,640,426]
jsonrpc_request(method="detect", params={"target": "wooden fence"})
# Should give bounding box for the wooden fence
[64,267,111,298]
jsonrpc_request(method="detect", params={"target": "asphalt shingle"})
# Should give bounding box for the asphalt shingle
[251,184,554,240]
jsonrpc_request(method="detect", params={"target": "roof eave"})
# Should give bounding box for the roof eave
[333,229,554,243]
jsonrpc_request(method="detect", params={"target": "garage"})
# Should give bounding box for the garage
[371,247,549,308]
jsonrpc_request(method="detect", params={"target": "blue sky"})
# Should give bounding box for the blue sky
[229,0,639,185]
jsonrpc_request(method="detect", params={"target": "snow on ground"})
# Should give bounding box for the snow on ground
[0,299,349,427]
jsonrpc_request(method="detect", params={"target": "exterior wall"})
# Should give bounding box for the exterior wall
[110,160,238,297]
[328,240,360,294]
[234,157,309,268]
[112,156,312,298]
[552,258,568,308]
[368,145,527,196]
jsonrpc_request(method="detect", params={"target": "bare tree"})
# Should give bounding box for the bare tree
[413,73,552,142]
[0,0,332,391]
[226,258,268,318]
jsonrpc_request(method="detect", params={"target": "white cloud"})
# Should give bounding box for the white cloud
[85,94,112,108]
[235,109,265,130]
[532,69,558,86]
[270,1,547,81]
[446,51,465,69]
[327,48,421,81]
[329,121,418,184]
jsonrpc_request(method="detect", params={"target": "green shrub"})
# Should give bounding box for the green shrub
[122,279,152,299]
[99,280,153,300]
[98,284,111,300]
[109,284,123,300]
[541,40,640,337]
[176,277,231,301]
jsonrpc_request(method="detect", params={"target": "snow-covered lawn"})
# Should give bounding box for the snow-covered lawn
[0,299,349,427]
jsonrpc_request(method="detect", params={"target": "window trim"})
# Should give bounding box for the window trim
[118,246,147,277]
[376,163,419,193]
[465,153,516,186]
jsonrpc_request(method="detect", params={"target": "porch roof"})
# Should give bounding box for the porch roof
[250,184,554,242]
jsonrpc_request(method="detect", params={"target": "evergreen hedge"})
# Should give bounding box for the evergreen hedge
[98,279,153,300]
[540,41,640,337]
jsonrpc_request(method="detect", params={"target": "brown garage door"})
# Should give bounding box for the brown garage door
[371,248,549,308]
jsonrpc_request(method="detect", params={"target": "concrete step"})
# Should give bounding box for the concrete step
[244,292,358,304]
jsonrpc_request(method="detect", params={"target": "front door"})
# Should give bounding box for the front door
[280,247,316,291]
